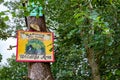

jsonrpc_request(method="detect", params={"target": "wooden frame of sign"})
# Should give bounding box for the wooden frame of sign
[16,30,54,62]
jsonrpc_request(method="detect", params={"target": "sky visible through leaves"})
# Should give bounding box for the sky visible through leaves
[0,0,17,65]
[0,38,16,65]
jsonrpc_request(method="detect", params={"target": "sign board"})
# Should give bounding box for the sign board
[16,31,54,62]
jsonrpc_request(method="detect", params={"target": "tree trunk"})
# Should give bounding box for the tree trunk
[83,25,100,80]
[28,62,54,80]
[86,47,100,80]
[26,16,54,80]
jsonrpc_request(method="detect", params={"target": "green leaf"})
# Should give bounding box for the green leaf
[0,12,5,15]
[75,17,84,25]
[4,16,9,21]
[11,12,16,17]
[74,12,85,19]
[109,0,113,4]
[115,70,120,76]
[0,0,3,4]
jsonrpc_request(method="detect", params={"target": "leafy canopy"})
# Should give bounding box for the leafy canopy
[0,0,120,80]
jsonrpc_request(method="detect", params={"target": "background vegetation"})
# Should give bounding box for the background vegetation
[0,0,120,80]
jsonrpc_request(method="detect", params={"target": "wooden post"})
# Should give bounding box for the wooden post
[26,16,54,80]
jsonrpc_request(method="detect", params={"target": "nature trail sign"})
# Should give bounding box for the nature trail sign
[16,31,54,62]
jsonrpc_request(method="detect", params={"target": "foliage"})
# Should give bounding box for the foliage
[0,15,9,40]
[0,0,120,80]
[0,55,27,80]
[45,0,120,80]
[0,0,27,40]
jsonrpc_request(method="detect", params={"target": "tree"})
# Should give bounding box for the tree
[0,0,120,80]
[45,0,120,80]
[1,0,54,80]
[27,16,54,80]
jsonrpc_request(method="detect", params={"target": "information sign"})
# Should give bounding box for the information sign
[16,31,54,62]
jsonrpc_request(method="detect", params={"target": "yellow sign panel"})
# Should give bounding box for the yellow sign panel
[16,31,54,62]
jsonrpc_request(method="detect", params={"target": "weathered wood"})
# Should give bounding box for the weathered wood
[28,62,54,80]
[83,27,100,80]
[27,16,47,32]
[27,16,54,80]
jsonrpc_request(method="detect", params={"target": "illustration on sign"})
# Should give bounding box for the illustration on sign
[16,31,54,62]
